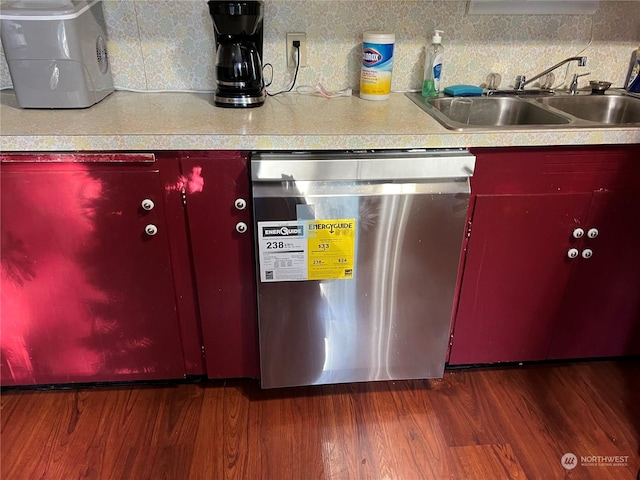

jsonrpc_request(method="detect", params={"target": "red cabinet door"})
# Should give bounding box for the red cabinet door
[549,190,640,358]
[180,152,259,378]
[452,145,640,365]
[1,162,187,385]
[448,193,592,365]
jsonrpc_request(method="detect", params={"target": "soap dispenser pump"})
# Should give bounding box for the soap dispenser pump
[422,30,444,98]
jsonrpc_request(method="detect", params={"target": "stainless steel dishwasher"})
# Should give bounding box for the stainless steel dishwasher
[251,149,475,388]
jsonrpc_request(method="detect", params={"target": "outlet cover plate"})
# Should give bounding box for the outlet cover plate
[286,32,307,68]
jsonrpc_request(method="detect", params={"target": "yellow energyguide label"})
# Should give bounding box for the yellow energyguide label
[307,219,355,280]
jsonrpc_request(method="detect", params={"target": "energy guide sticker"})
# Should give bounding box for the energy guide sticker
[307,220,355,280]
[257,219,355,282]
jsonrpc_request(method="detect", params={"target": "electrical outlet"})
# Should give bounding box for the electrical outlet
[286,32,307,68]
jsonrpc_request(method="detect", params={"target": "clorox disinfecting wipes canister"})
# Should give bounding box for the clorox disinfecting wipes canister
[360,31,395,101]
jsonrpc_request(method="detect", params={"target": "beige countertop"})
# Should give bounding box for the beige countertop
[1,90,638,152]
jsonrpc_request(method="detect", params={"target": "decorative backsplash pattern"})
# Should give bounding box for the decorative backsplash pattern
[1,0,638,93]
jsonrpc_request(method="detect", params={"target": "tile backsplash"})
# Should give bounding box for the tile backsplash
[1,0,639,93]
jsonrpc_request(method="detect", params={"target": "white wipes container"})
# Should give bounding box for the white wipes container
[359,31,395,101]
[0,0,114,108]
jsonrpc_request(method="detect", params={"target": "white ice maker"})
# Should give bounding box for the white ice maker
[0,0,114,108]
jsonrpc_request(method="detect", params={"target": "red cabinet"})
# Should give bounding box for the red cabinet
[1,151,259,386]
[549,189,640,359]
[449,145,640,365]
[169,151,260,379]
[0,154,197,385]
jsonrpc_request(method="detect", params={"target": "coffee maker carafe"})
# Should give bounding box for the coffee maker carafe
[208,1,265,108]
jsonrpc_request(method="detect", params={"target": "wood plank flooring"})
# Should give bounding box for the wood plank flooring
[2,359,638,479]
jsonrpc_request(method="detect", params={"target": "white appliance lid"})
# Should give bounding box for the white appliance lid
[0,0,98,20]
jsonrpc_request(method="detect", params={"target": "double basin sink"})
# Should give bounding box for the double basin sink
[406,91,640,130]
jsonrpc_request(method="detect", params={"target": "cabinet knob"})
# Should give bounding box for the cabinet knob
[141,198,155,211]
[145,224,158,236]
[582,248,593,259]
[572,228,585,239]
[567,248,579,259]
[234,198,247,210]
[587,228,599,239]
[235,221,248,234]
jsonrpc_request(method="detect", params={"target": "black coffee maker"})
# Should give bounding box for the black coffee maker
[208,1,265,108]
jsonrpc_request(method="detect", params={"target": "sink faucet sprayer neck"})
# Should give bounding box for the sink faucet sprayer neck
[516,56,587,90]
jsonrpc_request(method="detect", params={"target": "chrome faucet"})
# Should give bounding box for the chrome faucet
[515,56,587,91]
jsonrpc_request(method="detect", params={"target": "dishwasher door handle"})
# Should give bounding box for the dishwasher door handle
[251,150,476,182]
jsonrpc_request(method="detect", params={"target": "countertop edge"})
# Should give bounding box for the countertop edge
[2,131,640,152]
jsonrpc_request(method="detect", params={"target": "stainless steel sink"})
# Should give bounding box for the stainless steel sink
[535,94,640,124]
[405,91,640,130]
[428,96,570,129]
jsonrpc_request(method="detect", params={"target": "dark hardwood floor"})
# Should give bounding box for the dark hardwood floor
[2,359,638,479]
